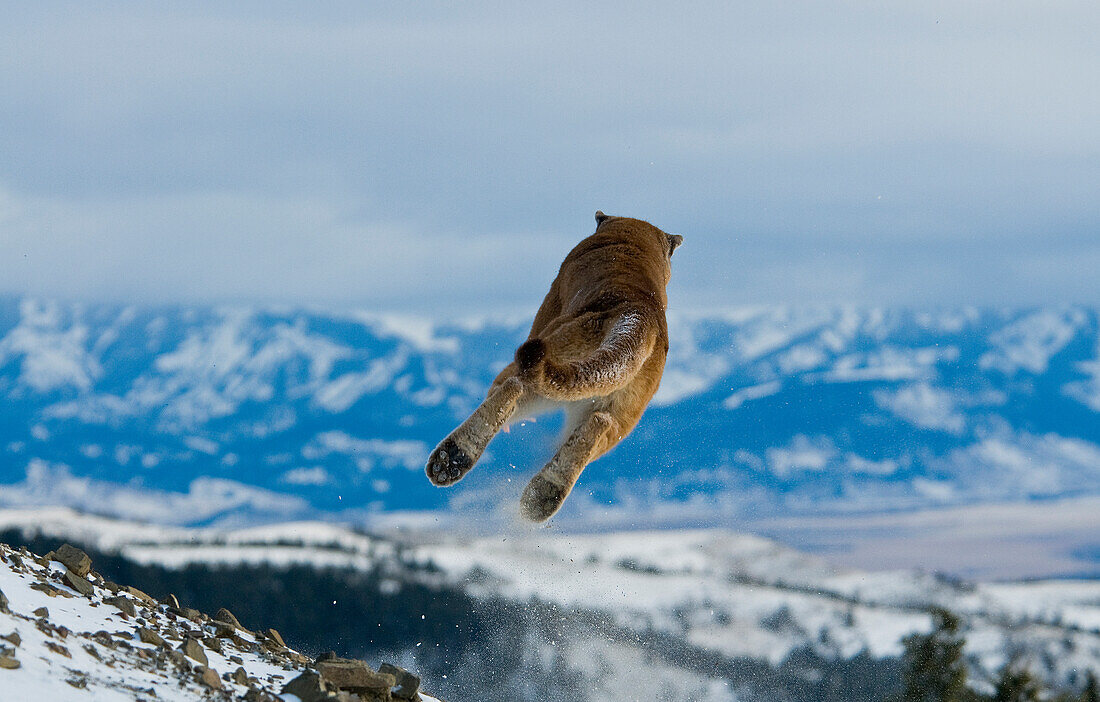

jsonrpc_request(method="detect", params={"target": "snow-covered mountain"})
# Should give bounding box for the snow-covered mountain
[2,298,1100,529]
[0,531,441,701]
[1,507,1097,701]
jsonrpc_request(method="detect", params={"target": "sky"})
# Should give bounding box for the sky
[1,2,1098,315]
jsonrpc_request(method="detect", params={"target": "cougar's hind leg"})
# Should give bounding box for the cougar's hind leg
[426,376,523,487]
[520,410,613,522]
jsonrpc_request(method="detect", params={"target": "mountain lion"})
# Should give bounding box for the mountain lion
[426,211,682,521]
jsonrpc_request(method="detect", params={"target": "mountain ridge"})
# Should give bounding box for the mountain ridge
[2,297,1099,530]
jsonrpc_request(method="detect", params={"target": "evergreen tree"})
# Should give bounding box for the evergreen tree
[898,607,970,702]
[990,663,1041,702]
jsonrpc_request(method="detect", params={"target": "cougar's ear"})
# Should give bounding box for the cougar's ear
[668,234,683,256]
[595,211,610,226]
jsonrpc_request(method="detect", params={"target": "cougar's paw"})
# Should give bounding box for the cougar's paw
[520,473,569,522]
[426,438,473,486]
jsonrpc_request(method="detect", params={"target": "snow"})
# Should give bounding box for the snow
[0,545,298,700]
[0,538,445,700]
[2,509,1099,694]
[764,435,837,478]
[979,308,1086,375]
[822,346,955,383]
[0,298,101,393]
[350,311,460,354]
[873,382,966,434]
[302,431,427,472]
[1063,340,1100,411]
[722,381,781,410]
[0,461,311,525]
[313,352,407,412]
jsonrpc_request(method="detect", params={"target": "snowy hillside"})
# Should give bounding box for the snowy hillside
[2,298,1100,531]
[0,535,440,701]
[0,507,1097,701]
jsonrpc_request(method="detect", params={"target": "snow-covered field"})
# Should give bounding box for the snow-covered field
[1,507,1096,694]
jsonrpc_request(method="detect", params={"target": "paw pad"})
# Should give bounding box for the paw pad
[426,438,473,486]
[520,474,568,522]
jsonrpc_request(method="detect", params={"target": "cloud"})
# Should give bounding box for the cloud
[0,2,1098,310]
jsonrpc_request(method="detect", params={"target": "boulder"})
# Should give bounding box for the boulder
[179,637,209,666]
[283,670,333,702]
[104,595,137,617]
[214,607,243,629]
[124,586,157,606]
[317,658,395,692]
[138,627,168,648]
[196,665,222,690]
[64,569,95,597]
[54,544,93,577]
[264,628,286,647]
[379,663,421,700]
[232,666,249,685]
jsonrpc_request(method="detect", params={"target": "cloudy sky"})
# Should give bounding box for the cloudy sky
[1,2,1098,314]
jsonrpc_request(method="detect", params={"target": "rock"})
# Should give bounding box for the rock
[54,544,93,577]
[317,658,395,692]
[44,641,71,658]
[33,606,49,619]
[288,650,313,666]
[379,663,421,700]
[104,595,137,617]
[179,637,209,666]
[0,587,7,613]
[202,635,223,654]
[214,607,243,629]
[2,632,20,647]
[64,569,95,597]
[0,655,20,669]
[213,623,249,647]
[232,666,249,685]
[66,674,88,689]
[196,665,222,690]
[30,581,69,598]
[283,670,332,702]
[138,627,168,648]
[264,628,286,648]
[124,586,157,606]
[171,606,203,623]
[167,649,190,668]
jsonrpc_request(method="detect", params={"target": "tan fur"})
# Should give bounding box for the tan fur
[425,212,681,521]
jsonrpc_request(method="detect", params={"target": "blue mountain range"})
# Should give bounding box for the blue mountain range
[2,297,1099,526]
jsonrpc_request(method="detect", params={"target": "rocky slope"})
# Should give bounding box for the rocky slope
[0,539,440,701]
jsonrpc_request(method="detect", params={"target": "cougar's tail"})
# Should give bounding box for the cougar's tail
[516,308,657,401]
